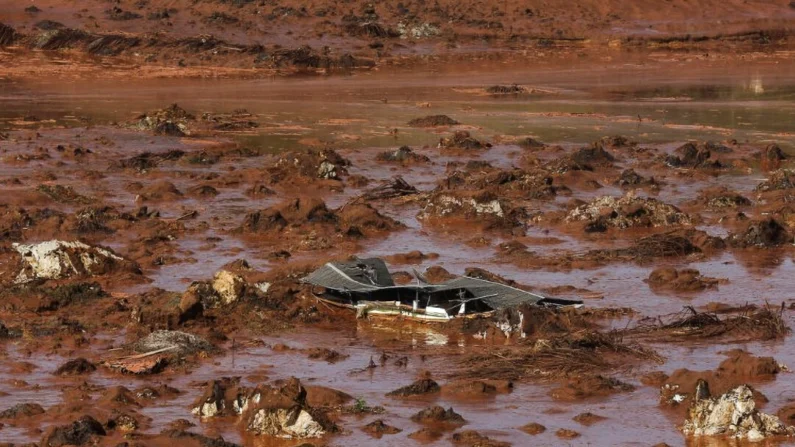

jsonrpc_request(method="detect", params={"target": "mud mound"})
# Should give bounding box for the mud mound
[337,201,405,234]
[362,419,402,437]
[12,240,140,283]
[376,146,431,164]
[411,406,466,426]
[573,412,607,426]
[572,142,616,166]
[550,375,635,401]
[0,403,45,419]
[418,191,525,231]
[438,131,490,150]
[439,168,560,200]
[452,430,511,447]
[409,115,460,127]
[615,169,656,188]
[54,358,96,376]
[566,194,691,229]
[387,378,440,397]
[138,181,183,201]
[40,415,106,446]
[133,330,215,356]
[269,149,350,182]
[441,380,512,399]
[665,142,722,169]
[727,218,792,247]
[600,135,635,148]
[756,169,795,192]
[545,142,615,173]
[647,268,722,293]
[517,137,545,149]
[519,422,546,435]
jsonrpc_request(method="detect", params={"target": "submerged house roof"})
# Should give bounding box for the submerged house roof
[302,258,572,310]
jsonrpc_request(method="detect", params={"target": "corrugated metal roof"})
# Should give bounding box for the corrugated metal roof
[302,259,551,309]
[301,258,396,292]
[434,276,546,309]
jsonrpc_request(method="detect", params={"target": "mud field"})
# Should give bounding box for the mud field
[3,2,795,447]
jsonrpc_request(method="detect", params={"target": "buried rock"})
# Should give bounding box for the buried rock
[682,385,795,441]
[132,330,215,356]
[12,240,140,283]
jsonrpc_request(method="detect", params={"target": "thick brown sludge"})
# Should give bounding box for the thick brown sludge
[1,0,795,445]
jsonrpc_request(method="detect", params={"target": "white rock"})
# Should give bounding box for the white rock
[12,240,124,284]
[682,384,795,440]
[247,408,325,439]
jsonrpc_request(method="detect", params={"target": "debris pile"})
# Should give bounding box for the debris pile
[12,240,140,284]
[439,168,560,200]
[682,385,795,441]
[438,131,490,150]
[486,84,526,94]
[697,187,752,209]
[756,169,795,192]
[361,176,419,200]
[376,146,431,164]
[269,149,350,182]
[418,191,524,230]
[566,194,691,230]
[133,104,195,136]
[192,377,336,439]
[625,306,789,342]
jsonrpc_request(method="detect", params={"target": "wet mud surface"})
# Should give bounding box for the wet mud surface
[2,60,795,446]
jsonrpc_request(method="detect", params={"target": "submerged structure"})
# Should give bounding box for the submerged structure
[302,258,582,321]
